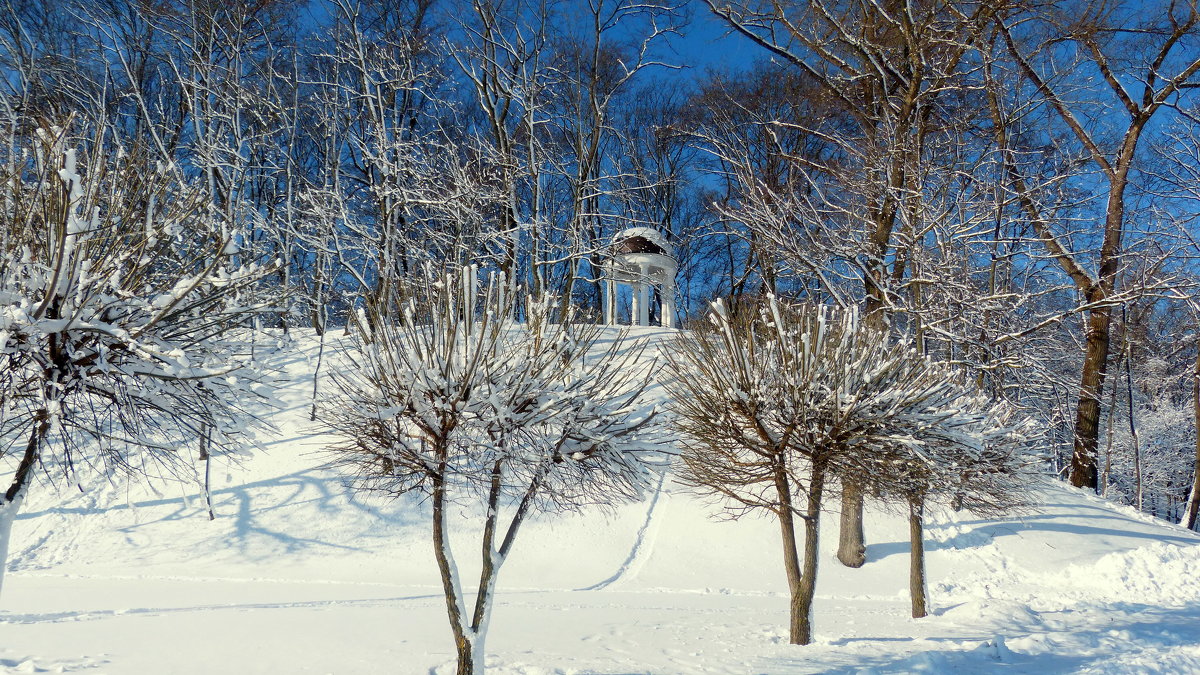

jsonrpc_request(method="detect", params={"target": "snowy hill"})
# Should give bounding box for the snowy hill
[4,329,1200,675]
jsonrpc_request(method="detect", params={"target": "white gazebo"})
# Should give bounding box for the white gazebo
[603,227,677,328]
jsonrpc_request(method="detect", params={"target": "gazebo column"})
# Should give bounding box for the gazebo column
[630,279,643,327]
[661,274,676,329]
[603,268,616,325]
[637,262,650,327]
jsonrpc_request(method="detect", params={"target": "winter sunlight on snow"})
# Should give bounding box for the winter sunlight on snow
[3,331,1200,674]
[4,1,1200,673]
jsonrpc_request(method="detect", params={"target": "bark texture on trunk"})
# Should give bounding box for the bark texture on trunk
[908,495,927,619]
[797,463,826,645]
[836,290,890,567]
[454,640,475,675]
[432,473,476,675]
[837,482,866,568]
[1069,304,1112,490]
[1066,122,1139,491]
[773,460,808,645]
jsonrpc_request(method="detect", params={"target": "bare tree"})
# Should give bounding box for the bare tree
[450,0,555,292]
[665,298,834,646]
[687,64,834,303]
[995,0,1200,490]
[544,0,683,318]
[1153,121,1200,529]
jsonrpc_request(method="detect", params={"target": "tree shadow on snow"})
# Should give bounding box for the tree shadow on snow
[0,592,443,626]
[865,511,1198,562]
[769,601,1200,674]
[16,469,426,561]
[949,501,1200,533]
[932,519,1197,552]
[862,540,911,562]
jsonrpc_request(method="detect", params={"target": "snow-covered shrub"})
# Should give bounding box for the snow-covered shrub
[0,124,274,597]
[322,267,669,675]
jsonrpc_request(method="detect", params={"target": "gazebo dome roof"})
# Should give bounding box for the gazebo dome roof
[612,227,674,258]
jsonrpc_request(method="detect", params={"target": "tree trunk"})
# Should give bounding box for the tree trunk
[797,462,826,645]
[203,453,214,521]
[200,422,214,521]
[453,632,475,675]
[772,459,807,645]
[1124,323,1142,511]
[1102,367,1118,497]
[431,473,475,675]
[1,416,48,601]
[310,316,328,422]
[0,487,26,601]
[1069,304,1112,490]
[837,286,890,567]
[1069,141,1136,491]
[908,495,927,619]
[837,482,866,568]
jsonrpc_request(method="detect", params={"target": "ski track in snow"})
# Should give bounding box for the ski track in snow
[578,330,675,593]
[577,466,671,592]
[4,329,1200,674]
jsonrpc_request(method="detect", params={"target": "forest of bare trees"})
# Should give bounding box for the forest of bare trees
[3,0,1200,575]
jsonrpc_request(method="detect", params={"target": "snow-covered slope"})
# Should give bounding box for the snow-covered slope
[3,329,1200,674]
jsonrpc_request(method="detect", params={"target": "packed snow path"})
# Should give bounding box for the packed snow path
[3,329,1200,674]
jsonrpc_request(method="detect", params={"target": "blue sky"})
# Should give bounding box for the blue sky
[667,5,761,78]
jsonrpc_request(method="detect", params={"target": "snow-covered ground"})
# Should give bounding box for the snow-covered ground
[4,329,1200,674]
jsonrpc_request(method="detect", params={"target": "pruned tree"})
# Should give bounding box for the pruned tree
[705,0,1004,568]
[665,297,836,646]
[665,296,1038,642]
[0,122,274,598]
[321,267,669,675]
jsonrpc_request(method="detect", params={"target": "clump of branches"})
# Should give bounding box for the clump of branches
[665,296,1039,644]
[322,266,671,675]
[0,122,276,597]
